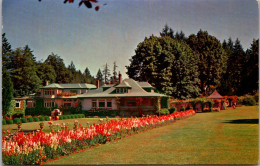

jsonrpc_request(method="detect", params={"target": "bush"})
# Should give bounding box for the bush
[185,106,191,110]
[44,116,50,121]
[169,107,176,114]
[39,116,44,121]
[33,117,39,122]
[71,115,75,119]
[2,119,6,125]
[13,118,21,124]
[156,109,170,115]
[59,115,63,120]
[81,114,85,118]
[63,115,67,119]
[180,107,185,111]
[242,95,256,106]
[27,117,34,122]
[6,119,13,124]
[21,118,27,123]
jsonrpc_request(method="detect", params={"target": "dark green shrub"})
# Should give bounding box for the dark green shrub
[81,114,85,118]
[71,115,75,119]
[180,107,185,111]
[58,115,63,120]
[27,117,33,122]
[185,106,190,110]
[44,116,50,121]
[33,117,39,122]
[169,107,176,113]
[13,118,21,124]
[242,96,256,106]
[6,119,13,124]
[63,115,67,119]
[2,119,6,125]
[75,114,79,118]
[21,118,27,123]
[156,109,170,115]
[39,116,44,121]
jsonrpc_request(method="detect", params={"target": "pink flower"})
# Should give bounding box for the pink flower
[48,121,53,125]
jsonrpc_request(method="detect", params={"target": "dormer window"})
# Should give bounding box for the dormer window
[116,88,128,94]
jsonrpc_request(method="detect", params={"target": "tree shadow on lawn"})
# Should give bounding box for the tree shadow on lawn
[223,119,259,124]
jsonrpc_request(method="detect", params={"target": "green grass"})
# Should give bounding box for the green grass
[2,118,115,134]
[46,106,259,165]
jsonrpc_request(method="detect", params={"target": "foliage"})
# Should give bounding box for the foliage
[3,119,7,125]
[33,117,40,122]
[242,95,257,106]
[156,109,170,115]
[27,117,34,122]
[96,69,104,85]
[102,63,111,84]
[126,35,200,99]
[6,119,14,124]
[44,116,50,121]
[186,30,227,96]
[169,107,176,113]
[13,118,21,124]
[2,67,14,116]
[84,109,118,117]
[21,118,27,123]
[180,107,185,111]
[39,116,45,121]
[7,100,26,117]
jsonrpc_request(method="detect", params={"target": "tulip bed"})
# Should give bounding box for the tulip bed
[2,110,195,165]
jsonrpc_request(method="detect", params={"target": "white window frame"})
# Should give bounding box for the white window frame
[15,100,21,108]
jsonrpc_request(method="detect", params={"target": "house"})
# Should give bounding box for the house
[76,76,168,116]
[11,74,169,117]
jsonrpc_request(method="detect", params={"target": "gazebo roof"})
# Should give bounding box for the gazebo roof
[207,90,224,99]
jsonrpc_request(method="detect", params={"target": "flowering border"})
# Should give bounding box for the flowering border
[2,110,195,165]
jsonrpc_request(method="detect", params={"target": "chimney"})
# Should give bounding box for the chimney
[45,80,49,86]
[118,72,122,84]
[96,80,100,89]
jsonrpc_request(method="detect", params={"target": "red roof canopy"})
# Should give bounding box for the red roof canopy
[207,90,224,99]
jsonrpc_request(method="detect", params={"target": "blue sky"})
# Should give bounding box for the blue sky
[2,0,259,79]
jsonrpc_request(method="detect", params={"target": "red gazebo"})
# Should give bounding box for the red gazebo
[207,90,225,110]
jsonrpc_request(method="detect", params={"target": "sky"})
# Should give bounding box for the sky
[2,0,259,79]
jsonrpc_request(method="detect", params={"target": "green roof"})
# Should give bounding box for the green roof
[115,81,131,88]
[76,79,166,98]
[41,83,96,89]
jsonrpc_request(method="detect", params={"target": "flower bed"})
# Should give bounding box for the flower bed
[2,110,195,165]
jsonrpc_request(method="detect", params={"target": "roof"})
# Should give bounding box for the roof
[115,81,131,88]
[138,81,153,88]
[207,90,224,99]
[41,83,96,89]
[76,78,167,98]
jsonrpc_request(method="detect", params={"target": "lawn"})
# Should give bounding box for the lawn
[45,106,259,165]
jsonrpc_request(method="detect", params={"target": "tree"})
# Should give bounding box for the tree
[2,33,12,69]
[186,30,227,95]
[84,67,95,83]
[96,68,104,85]
[175,31,186,42]
[241,39,259,94]
[160,24,174,39]
[36,62,57,86]
[102,63,111,84]
[2,67,14,116]
[126,35,201,98]
[45,53,72,83]
[9,45,42,96]
[112,61,118,83]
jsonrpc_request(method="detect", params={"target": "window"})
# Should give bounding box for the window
[44,100,55,108]
[107,100,112,108]
[27,100,35,108]
[44,89,54,95]
[99,100,105,108]
[15,100,21,108]
[116,88,128,94]
[92,100,97,108]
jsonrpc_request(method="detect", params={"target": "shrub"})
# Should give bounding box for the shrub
[6,119,13,124]
[33,117,39,122]
[21,118,27,123]
[2,119,6,125]
[39,116,44,121]
[156,109,170,115]
[27,117,34,122]
[180,107,185,111]
[75,114,79,118]
[185,106,190,110]
[13,118,21,124]
[169,107,176,114]
[242,95,256,106]
[59,115,63,120]
[81,114,85,118]
[63,115,67,119]
[44,116,50,121]
[71,115,75,119]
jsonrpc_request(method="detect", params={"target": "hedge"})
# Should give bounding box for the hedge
[21,118,27,123]
[44,116,50,121]
[39,116,45,121]
[6,119,13,124]
[156,109,170,115]
[33,117,39,122]
[27,117,34,122]
[83,110,118,117]
[2,119,6,125]
[242,95,256,106]
[13,118,21,124]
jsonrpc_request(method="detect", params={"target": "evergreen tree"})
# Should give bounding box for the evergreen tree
[186,30,227,95]
[102,63,111,84]
[2,67,14,116]
[37,62,56,86]
[112,61,118,83]
[2,33,12,69]
[160,24,174,39]
[96,69,104,85]
[9,45,41,96]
